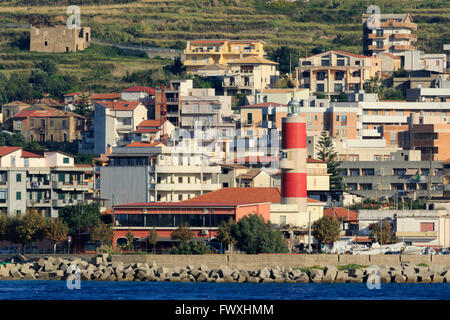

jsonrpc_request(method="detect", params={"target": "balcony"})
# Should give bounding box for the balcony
[28,181,51,189]
[52,181,91,190]
[368,45,389,51]
[379,21,417,30]
[52,199,84,207]
[368,34,388,39]
[222,80,254,89]
[392,33,417,41]
[27,199,51,207]
[153,183,221,192]
[393,45,417,51]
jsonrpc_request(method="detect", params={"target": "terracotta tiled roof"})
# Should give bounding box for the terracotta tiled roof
[64,92,82,97]
[0,146,22,157]
[122,86,156,96]
[236,169,261,180]
[91,93,121,100]
[96,101,141,111]
[21,150,43,158]
[305,50,370,60]
[182,187,280,205]
[125,141,162,148]
[240,102,285,108]
[324,207,358,221]
[137,120,164,128]
[229,56,278,65]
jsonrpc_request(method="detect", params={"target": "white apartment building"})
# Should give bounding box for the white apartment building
[94,101,148,155]
[100,143,222,208]
[0,147,93,217]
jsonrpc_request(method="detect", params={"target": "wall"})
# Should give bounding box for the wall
[110,254,450,269]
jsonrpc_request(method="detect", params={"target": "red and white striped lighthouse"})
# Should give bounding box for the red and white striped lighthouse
[280,98,307,214]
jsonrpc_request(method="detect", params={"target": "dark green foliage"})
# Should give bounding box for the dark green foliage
[267,46,299,75]
[0,132,44,152]
[370,219,397,245]
[311,216,341,246]
[316,131,343,190]
[169,241,211,255]
[58,203,101,235]
[163,56,186,76]
[36,59,58,76]
[74,153,98,165]
[231,214,288,254]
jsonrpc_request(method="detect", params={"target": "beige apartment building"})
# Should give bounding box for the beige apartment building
[363,13,417,61]
[30,25,91,53]
[296,50,381,96]
[222,56,280,98]
[184,39,266,74]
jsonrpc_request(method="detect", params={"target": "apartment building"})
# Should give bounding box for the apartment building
[93,100,148,155]
[179,88,233,131]
[339,150,443,200]
[100,143,222,208]
[362,13,417,60]
[12,105,87,143]
[222,56,280,98]
[133,119,175,142]
[0,147,93,217]
[404,112,450,162]
[184,39,266,74]
[296,50,381,96]
[154,80,194,126]
[30,25,91,53]
[239,102,286,138]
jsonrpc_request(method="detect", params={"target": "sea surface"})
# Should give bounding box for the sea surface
[0,281,448,300]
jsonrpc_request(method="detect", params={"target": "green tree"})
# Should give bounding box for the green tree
[36,59,58,76]
[73,93,93,117]
[217,218,236,252]
[370,219,397,245]
[231,214,288,254]
[147,227,158,253]
[9,209,46,252]
[267,46,299,75]
[311,216,341,247]
[363,74,384,95]
[163,56,186,75]
[90,222,114,252]
[316,131,342,190]
[58,203,101,235]
[0,213,7,241]
[171,223,194,242]
[125,229,135,252]
[169,241,211,255]
[44,218,69,254]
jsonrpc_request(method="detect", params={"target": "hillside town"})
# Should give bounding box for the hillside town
[0,10,450,258]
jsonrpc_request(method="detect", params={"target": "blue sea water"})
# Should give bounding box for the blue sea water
[0,281,448,300]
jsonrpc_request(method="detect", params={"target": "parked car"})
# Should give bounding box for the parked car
[0,246,19,254]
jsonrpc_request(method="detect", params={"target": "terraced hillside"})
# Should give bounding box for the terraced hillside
[0,0,448,92]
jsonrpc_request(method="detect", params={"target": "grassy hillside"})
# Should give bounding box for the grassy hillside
[0,0,448,94]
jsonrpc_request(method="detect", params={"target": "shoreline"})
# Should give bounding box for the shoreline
[1,255,449,284]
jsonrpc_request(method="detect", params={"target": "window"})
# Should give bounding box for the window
[178,177,183,183]
[316,84,324,92]
[334,83,343,92]
[420,222,434,232]
[178,195,183,201]
[64,133,68,142]
[58,173,65,182]
[62,120,67,129]
[302,71,310,78]
[335,71,345,80]
[321,59,330,66]
[24,158,29,167]
[280,216,287,225]
[16,173,21,182]
[16,192,21,200]
[45,41,48,46]
[376,29,384,36]
[337,59,345,66]
[317,72,326,80]
[63,157,70,164]
[247,113,252,124]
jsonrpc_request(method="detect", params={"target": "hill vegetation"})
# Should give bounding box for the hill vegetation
[0,0,448,94]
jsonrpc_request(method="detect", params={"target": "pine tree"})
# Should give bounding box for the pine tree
[316,131,343,190]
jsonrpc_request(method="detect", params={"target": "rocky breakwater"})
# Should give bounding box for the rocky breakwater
[0,255,449,284]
